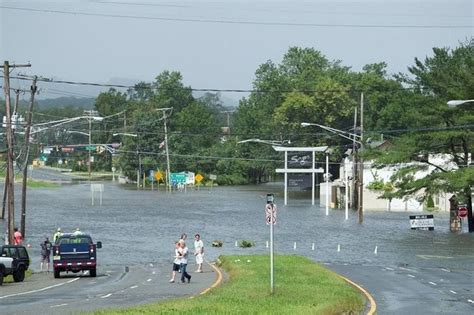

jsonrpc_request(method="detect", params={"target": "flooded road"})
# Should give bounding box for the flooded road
[3,179,472,273]
[1,173,473,314]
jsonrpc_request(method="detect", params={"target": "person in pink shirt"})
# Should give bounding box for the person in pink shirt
[13,227,23,245]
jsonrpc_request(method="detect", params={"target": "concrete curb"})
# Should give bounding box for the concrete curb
[199,260,223,295]
[339,275,377,315]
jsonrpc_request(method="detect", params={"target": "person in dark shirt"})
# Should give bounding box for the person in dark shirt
[40,237,52,272]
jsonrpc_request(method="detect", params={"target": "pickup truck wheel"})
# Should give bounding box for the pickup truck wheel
[90,268,97,277]
[54,269,60,279]
[13,267,25,282]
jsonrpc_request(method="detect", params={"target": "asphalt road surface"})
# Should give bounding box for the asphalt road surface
[0,168,473,314]
[0,263,217,314]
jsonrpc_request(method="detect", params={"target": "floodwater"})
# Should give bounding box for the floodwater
[1,179,473,273]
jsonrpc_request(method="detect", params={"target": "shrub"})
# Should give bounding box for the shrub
[239,240,255,248]
[212,240,223,247]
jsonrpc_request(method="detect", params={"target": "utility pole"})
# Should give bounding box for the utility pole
[20,76,37,238]
[352,108,358,209]
[83,109,100,181]
[2,88,28,220]
[156,108,172,192]
[88,113,92,180]
[358,92,364,224]
[1,61,31,244]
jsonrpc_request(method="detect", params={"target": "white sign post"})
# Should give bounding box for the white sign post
[266,194,276,294]
[90,184,104,206]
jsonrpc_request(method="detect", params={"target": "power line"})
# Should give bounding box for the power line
[11,75,433,94]
[1,6,470,29]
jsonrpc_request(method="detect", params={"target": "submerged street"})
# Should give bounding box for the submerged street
[1,169,473,314]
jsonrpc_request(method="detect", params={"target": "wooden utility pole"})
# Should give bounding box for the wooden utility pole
[156,108,172,192]
[358,92,364,224]
[20,76,37,237]
[2,88,27,220]
[1,61,31,244]
[1,167,8,220]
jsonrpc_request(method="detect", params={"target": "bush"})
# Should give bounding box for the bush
[212,240,223,247]
[239,240,255,248]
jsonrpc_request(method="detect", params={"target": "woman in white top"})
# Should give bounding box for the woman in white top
[194,233,204,273]
[178,240,191,283]
[169,241,181,283]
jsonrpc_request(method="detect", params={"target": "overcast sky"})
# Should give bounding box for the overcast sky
[1,0,472,101]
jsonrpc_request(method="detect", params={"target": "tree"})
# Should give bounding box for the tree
[367,40,474,232]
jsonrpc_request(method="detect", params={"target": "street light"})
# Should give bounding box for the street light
[300,122,361,144]
[447,99,474,107]
[113,133,140,189]
[301,122,362,221]
[237,139,291,145]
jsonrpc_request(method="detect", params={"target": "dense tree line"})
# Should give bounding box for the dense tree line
[3,40,471,223]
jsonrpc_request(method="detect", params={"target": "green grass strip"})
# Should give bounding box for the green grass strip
[92,255,365,315]
[26,179,60,188]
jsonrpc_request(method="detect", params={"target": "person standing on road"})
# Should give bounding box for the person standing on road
[40,237,52,272]
[194,233,204,273]
[13,228,23,245]
[177,233,187,273]
[169,241,181,283]
[53,228,62,244]
[178,240,191,283]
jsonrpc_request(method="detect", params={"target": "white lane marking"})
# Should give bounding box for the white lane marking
[441,268,450,272]
[101,293,112,299]
[50,303,68,308]
[407,274,415,278]
[147,278,152,282]
[449,290,457,294]
[467,299,474,304]
[0,278,79,299]
[429,281,437,286]
[89,281,97,285]
[130,285,138,289]
[385,267,394,271]
[399,267,416,273]
[152,271,156,275]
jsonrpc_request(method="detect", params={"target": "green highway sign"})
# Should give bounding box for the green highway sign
[86,145,97,151]
[170,173,186,184]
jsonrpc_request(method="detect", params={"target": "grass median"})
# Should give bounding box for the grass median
[93,255,365,314]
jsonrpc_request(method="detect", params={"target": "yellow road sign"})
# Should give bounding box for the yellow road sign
[195,174,203,183]
[155,171,163,181]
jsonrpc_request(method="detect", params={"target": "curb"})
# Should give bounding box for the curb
[199,260,223,295]
[339,275,377,315]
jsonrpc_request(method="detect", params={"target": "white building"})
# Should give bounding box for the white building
[320,142,465,212]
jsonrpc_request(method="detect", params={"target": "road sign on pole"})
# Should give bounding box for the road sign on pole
[266,194,276,295]
[265,203,277,225]
[458,205,468,218]
[410,215,434,230]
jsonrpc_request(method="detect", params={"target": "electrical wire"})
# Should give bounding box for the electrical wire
[1,5,470,29]
[10,74,442,95]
